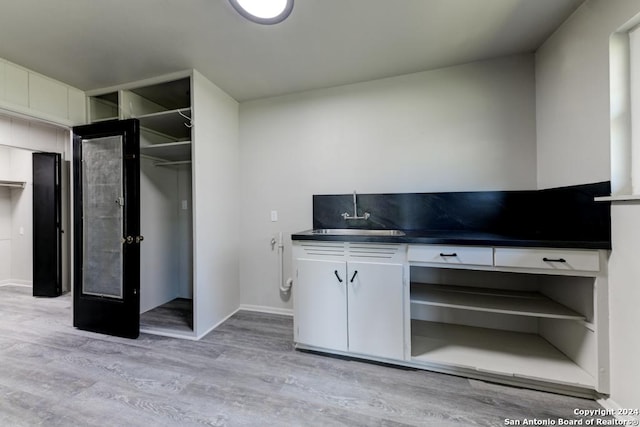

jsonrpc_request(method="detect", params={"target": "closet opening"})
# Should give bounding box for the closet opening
[139,156,193,335]
[0,118,71,298]
[123,77,194,337]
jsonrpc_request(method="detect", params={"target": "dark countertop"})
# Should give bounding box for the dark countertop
[291,229,611,250]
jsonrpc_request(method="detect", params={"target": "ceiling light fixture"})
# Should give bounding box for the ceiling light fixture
[229,0,293,25]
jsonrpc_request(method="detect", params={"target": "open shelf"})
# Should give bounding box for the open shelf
[0,180,26,189]
[140,141,191,162]
[411,320,594,388]
[137,109,191,140]
[129,78,190,112]
[410,283,584,320]
[89,92,119,122]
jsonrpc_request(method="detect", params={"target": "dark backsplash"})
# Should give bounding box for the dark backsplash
[312,182,611,244]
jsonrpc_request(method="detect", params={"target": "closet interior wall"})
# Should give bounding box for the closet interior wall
[139,152,193,313]
[0,114,70,290]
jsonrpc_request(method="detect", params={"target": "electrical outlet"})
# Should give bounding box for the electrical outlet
[271,210,278,222]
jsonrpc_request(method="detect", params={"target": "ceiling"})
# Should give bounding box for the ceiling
[0,0,585,102]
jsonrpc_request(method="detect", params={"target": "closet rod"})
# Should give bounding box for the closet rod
[0,180,26,189]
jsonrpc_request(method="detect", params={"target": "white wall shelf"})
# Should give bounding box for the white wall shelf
[411,320,594,389]
[410,283,585,320]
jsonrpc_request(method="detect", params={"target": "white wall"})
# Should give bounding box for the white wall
[535,0,640,410]
[0,113,69,286]
[9,148,32,283]
[238,54,538,312]
[139,157,180,313]
[0,187,10,282]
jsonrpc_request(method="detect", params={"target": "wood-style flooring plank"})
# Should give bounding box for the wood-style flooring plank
[0,285,612,426]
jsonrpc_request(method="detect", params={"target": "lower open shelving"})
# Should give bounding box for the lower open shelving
[410,283,585,320]
[410,320,594,389]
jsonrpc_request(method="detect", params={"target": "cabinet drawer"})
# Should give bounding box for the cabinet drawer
[494,248,600,272]
[408,245,493,266]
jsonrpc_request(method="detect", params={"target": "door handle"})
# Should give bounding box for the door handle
[125,236,134,244]
[135,236,144,244]
[350,271,358,283]
[543,257,566,263]
[334,270,343,283]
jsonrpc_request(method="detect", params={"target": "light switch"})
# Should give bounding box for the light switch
[19,226,24,235]
[270,210,278,222]
[181,200,188,210]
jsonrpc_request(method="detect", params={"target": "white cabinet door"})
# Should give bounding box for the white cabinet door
[294,258,348,352]
[4,62,28,107]
[347,261,404,360]
[29,74,67,118]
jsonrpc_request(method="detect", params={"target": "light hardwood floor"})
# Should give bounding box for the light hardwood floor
[0,284,610,426]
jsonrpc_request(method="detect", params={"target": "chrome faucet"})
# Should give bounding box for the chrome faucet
[341,190,370,220]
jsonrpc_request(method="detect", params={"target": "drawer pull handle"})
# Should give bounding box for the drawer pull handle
[350,271,358,283]
[543,257,567,263]
[334,270,344,283]
[439,253,457,257]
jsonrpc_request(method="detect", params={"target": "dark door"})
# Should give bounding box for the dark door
[32,152,62,297]
[72,119,141,339]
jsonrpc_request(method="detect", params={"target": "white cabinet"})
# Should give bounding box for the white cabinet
[292,239,609,396]
[85,70,239,340]
[29,73,68,119]
[293,242,406,360]
[4,62,28,107]
[408,244,609,396]
[0,58,86,126]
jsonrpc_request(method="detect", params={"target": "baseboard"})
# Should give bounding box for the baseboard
[0,280,32,287]
[239,304,293,317]
[597,396,640,423]
[139,327,199,341]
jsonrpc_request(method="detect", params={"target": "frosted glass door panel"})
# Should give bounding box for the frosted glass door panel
[81,136,124,299]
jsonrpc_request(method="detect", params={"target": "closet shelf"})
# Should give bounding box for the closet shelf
[410,283,585,320]
[136,108,191,140]
[0,180,26,189]
[140,141,191,162]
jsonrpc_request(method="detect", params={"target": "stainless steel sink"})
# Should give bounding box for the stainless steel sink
[310,229,405,236]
